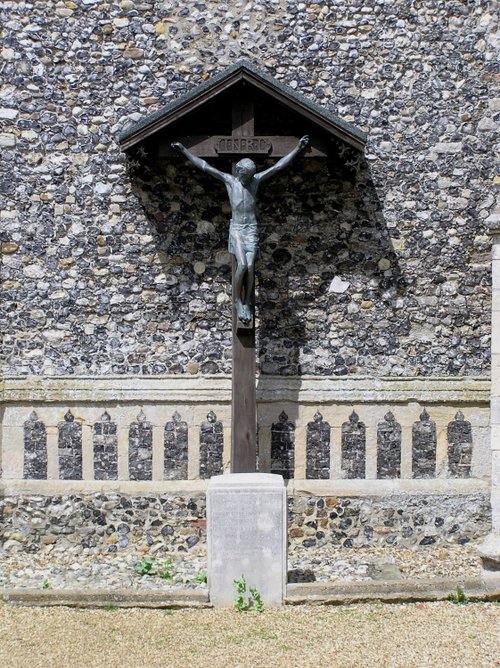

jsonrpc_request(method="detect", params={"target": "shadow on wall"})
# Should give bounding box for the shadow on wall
[125,140,406,382]
[255,146,406,379]
[127,153,233,375]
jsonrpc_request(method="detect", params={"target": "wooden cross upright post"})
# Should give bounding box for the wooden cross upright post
[230,97,257,473]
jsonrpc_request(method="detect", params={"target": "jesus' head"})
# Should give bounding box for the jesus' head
[235,158,256,185]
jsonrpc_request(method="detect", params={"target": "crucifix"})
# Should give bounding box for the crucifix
[120,63,366,475]
[172,98,309,473]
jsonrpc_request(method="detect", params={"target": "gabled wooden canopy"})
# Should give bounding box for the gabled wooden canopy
[119,61,367,154]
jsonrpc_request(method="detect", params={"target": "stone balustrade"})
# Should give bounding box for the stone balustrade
[0,375,490,491]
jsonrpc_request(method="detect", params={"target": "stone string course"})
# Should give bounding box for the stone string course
[0,492,491,556]
[1,0,498,378]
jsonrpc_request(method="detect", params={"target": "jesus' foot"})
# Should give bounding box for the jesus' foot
[237,303,252,325]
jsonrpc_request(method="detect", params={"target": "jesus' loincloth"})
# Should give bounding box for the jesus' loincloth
[228,219,259,256]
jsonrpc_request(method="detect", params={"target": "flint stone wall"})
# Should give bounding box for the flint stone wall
[1,0,498,378]
[0,492,490,555]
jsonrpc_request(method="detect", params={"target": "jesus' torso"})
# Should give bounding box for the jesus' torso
[225,177,260,253]
[225,177,259,226]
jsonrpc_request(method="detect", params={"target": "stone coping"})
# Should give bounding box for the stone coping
[209,473,285,487]
[0,477,489,497]
[0,375,490,404]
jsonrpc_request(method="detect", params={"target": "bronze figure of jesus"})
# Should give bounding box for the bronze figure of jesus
[172,135,309,325]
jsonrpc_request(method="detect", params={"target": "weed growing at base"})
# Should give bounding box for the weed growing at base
[448,585,469,604]
[233,575,264,612]
[134,557,173,580]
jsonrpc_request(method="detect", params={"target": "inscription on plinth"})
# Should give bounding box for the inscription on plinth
[207,473,287,607]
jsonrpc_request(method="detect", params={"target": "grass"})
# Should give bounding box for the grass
[0,602,498,668]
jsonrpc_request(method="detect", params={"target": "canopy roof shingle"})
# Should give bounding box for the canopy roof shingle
[119,61,367,152]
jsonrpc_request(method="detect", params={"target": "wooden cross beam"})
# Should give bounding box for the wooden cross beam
[159,135,327,158]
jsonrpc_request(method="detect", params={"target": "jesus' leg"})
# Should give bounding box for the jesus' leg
[239,250,256,324]
[232,239,250,324]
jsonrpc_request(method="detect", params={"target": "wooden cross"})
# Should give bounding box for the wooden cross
[167,100,319,473]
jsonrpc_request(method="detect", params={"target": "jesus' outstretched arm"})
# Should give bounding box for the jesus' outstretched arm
[171,142,229,183]
[254,135,309,184]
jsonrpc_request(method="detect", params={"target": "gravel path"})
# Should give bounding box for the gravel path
[0,543,481,591]
[0,602,498,668]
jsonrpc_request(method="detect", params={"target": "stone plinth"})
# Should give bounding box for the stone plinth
[207,473,287,607]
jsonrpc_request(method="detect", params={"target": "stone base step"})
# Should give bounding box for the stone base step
[2,575,500,608]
